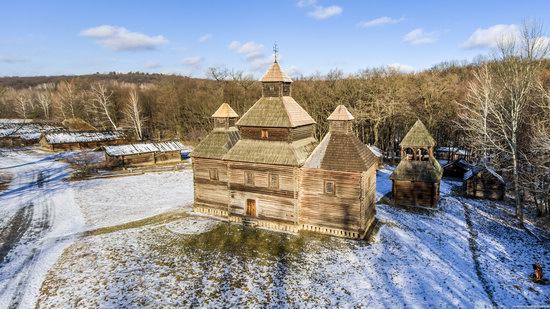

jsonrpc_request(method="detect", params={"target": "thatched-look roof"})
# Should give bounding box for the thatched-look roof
[224,137,317,166]
[304,132,377,172]
[212,103,239,118]
[400,120,435,148]
[327,105,354,121]
[62,118,97,131]
[391,157,443,182]
[191,128,240,160]
[260,62,293,83]
[236,96,315,128]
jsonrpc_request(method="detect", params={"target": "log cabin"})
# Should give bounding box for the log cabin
[103,141,189,167]
[0,119,59,147]
[464,164,505,200]
[192,61,379,239]
[391,120,442,208]
[39,131,126,151]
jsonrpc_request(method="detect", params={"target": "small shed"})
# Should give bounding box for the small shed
[368,145,384,169]
[103,141,189,167]
[0,119,59,147]
[442,159,472,179]
[40,131,126,151]
[464,164,505,200]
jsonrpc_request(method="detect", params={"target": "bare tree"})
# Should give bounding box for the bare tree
[89,81,117,130]
[14,90,33,119]
[124,87,147,140]
[54,80,79,119]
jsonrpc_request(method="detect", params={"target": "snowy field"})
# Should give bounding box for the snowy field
[1,149,549,308]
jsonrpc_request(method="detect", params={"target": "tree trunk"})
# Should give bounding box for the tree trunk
[512,154,524,224]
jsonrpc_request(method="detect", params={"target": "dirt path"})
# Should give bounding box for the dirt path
[462,201,498,308]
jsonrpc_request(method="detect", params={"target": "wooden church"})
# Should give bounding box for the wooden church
[391,120,443,208]
[191,60,378,239]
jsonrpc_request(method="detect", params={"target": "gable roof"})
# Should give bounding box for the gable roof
[104,141,188,156]
[400,120,436,147]
[191,128,240,160]
[223,137,317,166]
[443,159,472,171]
[212,103,239,118]
[43,131,125,144]
[327,105,354,121]
[391,157,443,182]
[236,96,315,128]
[303,132,378,172]
[463,163,505,183]
[260,62,293,83]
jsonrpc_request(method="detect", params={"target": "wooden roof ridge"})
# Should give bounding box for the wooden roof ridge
[327,105,354,121]
[400,119,436,147]
[260,62,293,83]
[303,131,377,172]
[212,103,239,118]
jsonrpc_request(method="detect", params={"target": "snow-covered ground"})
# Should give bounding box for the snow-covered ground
[0,148,193,308]
[32,155,549,308]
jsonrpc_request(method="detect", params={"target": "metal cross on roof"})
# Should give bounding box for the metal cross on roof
[273,42,279,63]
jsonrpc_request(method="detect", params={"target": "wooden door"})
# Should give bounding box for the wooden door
[246,199,256,217]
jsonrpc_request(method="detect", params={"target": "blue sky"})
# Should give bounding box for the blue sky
[1,0,549,77]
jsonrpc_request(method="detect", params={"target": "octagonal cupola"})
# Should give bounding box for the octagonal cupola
[260,61,293,97]
[212,102,239,130]
[327,105,354,134]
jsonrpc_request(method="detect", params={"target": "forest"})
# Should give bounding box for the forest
[1,27,549,218]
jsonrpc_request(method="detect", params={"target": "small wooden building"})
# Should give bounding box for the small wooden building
[0,119,59,147]
[464,164,505,200]
[391,120,442,208]
[442,159,472,179]
[435,146,470,161]
[40,131,126,151]
[103,141,189,167]
[191,103,241,216]
[301,105,378,238]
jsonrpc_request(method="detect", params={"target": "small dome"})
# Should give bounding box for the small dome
[260,62,293,83]
[327,105,354,121]
[212,103,239,118]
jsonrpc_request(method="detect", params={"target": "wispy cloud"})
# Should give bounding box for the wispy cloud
[144,61,161,69]
[403,28,440,45]
[296,0,316,7]
[358,16,403,28]
[0,55,28,64]
[198,33,212,43]
[80,25,167,51]
[182,56,204,65]
[308,5,342,20]
[387,63,415,73]
[228,41,265,60]
[462,24,520,49]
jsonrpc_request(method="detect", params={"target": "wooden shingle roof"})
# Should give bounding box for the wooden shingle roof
[390,157,443,182]
[303,132,377,172]
[191,128,240,160]
[223,137,317,166]
[212,103,239,118]
[327,105,354,121]
[236,96,315,128]
[400,120,436,147]
[260,62,293,83]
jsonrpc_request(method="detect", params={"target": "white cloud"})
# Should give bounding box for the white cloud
[308,5,342,20]
[0,55,28,63]
[144,61,161,69]
[286,66,303,77]
[182,56,203,65]
[80,25,167,51]
[198,34,212,43]
[358,16,403,28]
[403,28,439,45]
[462,24,520,49]
[228,41,265,60]
[387,63,415,73]
[296,0,316,7]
